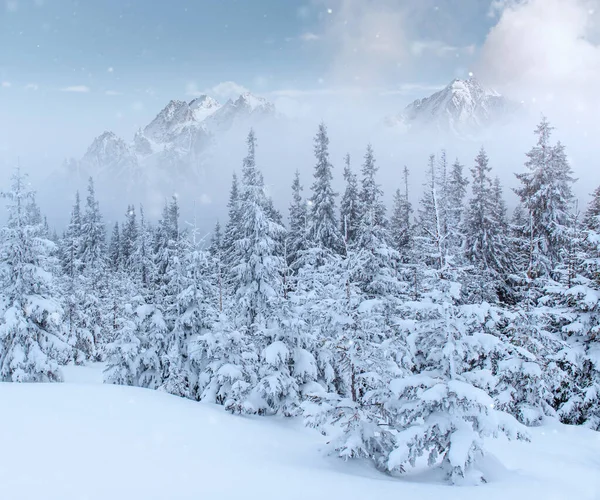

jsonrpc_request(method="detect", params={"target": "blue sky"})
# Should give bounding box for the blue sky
[2,0,596,168]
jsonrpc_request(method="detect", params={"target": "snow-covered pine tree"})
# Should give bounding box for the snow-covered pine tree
[308,122,342,255]
[386,281,528,484]
[209,220,224,313]
[353,144,402,298]
[227,130,296,415]
[390,166,413,259]
[59,192,85,360]
[223,172,242,274]
[78,177,108,360]
[132,205,154,295]
[108,222,121,271]
[446,159,469,259]
[464,149,512,302]
[415,154,446,271]
[287,170,308,273]
[120,204,138,272]
[540,186,600,430]
[340,153,360,247]
[514,117,576,280]
[0,168,71,382]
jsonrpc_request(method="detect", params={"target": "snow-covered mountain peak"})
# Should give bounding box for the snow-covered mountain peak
[234,92,274,112]
[189,95,221,122]
[81,130,138,175]
[387,77,517,137]
[143,100,195,144]
[72,90,277,189]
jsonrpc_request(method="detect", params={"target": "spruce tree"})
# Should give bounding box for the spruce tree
[308,122,341,254]
[340,154,360,246]
[390,166,413,259]
[287,170,308,272]
[0,169,71,381]
[514,118,575,279]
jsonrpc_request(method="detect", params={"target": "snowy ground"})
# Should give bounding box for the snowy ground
[0,365,599,500]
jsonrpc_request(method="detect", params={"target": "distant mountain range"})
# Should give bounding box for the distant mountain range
[55,77,518,205]
[60,92,277,191]
[385,77,518,137]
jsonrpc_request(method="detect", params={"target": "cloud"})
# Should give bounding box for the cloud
[61,85,90,93]
[477,0,600,109]
[105,90,122,96]
[300,32,320,42]
[1,81,11,88]
[316,0,409,85]
[187,81,250,101]
[208,81,250,100]
[5,1,18,13]
[410,40,476,58]
[24,83,38,90]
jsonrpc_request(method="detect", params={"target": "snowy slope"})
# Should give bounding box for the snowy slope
[386,77,517,137]
[0,365,599,500]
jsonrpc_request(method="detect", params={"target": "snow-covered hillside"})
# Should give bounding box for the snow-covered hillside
[0,365,598,500]
[386,77,518,137]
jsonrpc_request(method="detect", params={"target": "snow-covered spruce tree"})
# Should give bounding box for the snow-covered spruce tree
[287,170,308,273]
[104,204,167,389]
[308,122,342,256]
[385,281,529,484]
[514,117,575,280]
[209,220,225,314]
[227,130,299,415]
[59,192,87,362]
[464,149,512,302]
[390,166,413,260]
[303,272,412,469]
[539,187,600,429]
[77,177,108,360]
[446,159,469,259]
[340,153,360,247]
[132,205,155,295]
[222,172,242,275]
[491,308,561,426]
[465,149,510,274]
[353,144,403,298]
[415,154,446,270]
[108,222,121,271]
[0,169,71,382]
[120,204,138,273]
[163,241,218,399]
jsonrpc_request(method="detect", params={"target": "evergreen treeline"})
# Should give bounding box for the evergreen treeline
[0,118,598,484]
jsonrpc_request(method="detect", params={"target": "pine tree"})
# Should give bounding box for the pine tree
[514,117,575,279]
[446,159,469,258]
[228,130,291,414]
[340,154,360,246]
[223,172,241,273]
[353,144,401,297]
[465,148,511,278]
[416,154,446,270]
[78,177,108,360]
[287,170,308,272]
[60,191,83,278]
[308,122,342,254]
[231,131,285,329]
[108,222,121,271]
[120,205,138,272]
[390,166,413,259]
[0,169,71,382]
[387,281,529,484]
